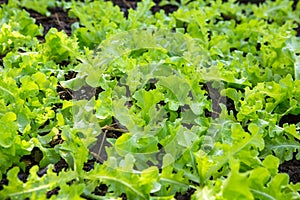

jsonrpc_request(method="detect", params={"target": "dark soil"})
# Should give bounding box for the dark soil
[109,0,179,17]
[295,24,300,37]
[278,113,300,183]
[0,174,8,190]
[0,54,4,67]
[235,0,266,4]
[47,186,60,198]
[175,188,196,200]
[202,82,237,119]
[279,114,300,127]
[0,0,7,4]
[151,0,179,15]
[92,184,109,196]
[27,7,77,37]
[279,158,300,184]
[53,159,69,174]
[110,0,139,17]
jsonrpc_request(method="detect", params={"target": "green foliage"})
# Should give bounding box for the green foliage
[192,156,300,200]
[69,0,126,49]
[43,28,80,63]
[0,2,42,54]
[1,0,300,199]
[0,165,77,199]
[20,0,56,16]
